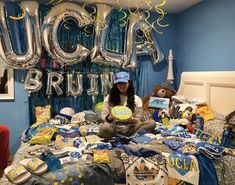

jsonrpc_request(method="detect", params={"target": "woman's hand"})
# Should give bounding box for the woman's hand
[106,113,114,122]
[129,116,140,124]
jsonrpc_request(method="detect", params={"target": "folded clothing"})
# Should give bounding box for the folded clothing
[40,152,61,171]
[131,133,155,144]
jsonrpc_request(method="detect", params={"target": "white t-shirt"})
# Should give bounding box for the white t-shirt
[101,94,142,121]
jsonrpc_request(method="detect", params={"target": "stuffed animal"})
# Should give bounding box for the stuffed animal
[170,104,197,132]
[171,109,196,125]
[142,84,176,110]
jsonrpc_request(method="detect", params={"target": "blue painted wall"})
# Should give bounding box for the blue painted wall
[137,13,177,96]
[0,73,29,155]
[0,3,30,155]
[175,0,235,86]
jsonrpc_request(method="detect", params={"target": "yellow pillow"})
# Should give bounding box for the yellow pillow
[196,106,215,122]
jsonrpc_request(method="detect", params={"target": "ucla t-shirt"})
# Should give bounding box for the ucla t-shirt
[162,152,199,185]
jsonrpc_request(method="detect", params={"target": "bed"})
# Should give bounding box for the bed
[176,71,235,185]
[1,71,235,185]
[177,71,235,116]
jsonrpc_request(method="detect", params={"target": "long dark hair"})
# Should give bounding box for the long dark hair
[109,80,135,112]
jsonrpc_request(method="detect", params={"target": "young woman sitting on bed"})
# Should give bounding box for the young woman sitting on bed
[99,71,156,139]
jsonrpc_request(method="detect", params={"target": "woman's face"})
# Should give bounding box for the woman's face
[117,82,129,94]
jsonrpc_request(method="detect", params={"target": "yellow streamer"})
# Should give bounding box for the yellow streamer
[59,4,71,30]
[45,0,55,5]
[155,0,169,28]
[143,0,163,35]
[89,6,97,20]
[117,0,127,27]
[82,0,96,21]
[9,3,26,20]
[63,21,70,29]
[119,10,127,27]
[135,30,144,44]
[141,0,169,36]
[52,0,62,6]
[145,0,152,11]
[84,25,92,37]
[155,0,166,14]
[83,1,107,32]
[144,11,162,36]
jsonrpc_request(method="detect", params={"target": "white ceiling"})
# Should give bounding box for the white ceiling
[161,0,202,13]
[72,0,202,13]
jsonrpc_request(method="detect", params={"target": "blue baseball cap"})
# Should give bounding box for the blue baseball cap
[114,71,130,84]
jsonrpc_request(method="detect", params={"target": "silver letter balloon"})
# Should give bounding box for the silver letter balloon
[24,68,43,95]
[66,72,83,97]
[42,2,93,66]
[46,72,64,97]
[0,1,41,69]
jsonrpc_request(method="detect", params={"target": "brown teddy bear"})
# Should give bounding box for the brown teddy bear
[142,84,176,110]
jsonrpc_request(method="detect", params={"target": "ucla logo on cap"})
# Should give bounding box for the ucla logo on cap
[114,71,130,84]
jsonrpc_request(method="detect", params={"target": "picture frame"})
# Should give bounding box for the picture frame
[0,64,14,100]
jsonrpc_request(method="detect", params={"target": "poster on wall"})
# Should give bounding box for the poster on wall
[0,62,14,100]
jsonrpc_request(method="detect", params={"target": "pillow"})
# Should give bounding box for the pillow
[203,112,226,139]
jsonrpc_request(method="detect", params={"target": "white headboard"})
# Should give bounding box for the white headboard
[177,71,235,116]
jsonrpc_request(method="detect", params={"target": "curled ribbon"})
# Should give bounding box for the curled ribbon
[117,0,127,27]
[135,30,144,44]
[9,3,26,20]
[59,4,71,29]
[155,0,169,28]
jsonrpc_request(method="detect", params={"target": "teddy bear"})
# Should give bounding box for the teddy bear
[142,84,176,111]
